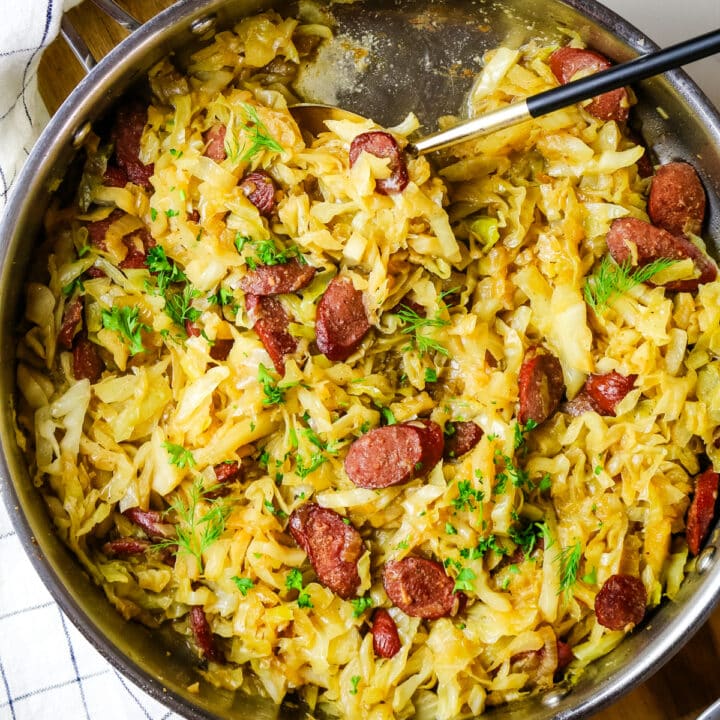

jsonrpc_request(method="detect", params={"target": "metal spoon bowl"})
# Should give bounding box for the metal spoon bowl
[291,28,720,154]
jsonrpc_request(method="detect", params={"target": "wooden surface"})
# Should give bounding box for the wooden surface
[39,2,720,718]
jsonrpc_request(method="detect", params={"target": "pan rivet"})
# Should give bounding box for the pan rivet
[190,15,216,35]
[697,545,716,574]
[72,121,92,148]
[541,689,568,707]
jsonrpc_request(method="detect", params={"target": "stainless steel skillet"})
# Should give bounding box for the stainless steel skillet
[2,1,720,719]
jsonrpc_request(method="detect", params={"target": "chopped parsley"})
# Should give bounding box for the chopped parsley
[582,566,598,585]
[453,566,476,593]
[349,596,373,618]
[460,534,507,560]
[513,419,538,450]
[232,576,255,596]
[146,246,186,294]
[424,367,438,383]
[285,568,313,608]
[350,675,361,695]
[164,284,201,329]
[452,479,484,512]
[584,255,677,312]
[379,406,397,426]
[163,442,196,469]
[295,452,327,478]
[244,238,300,269]
[101,305,148,355]
[445,522,458,535]
[257,363,298,406]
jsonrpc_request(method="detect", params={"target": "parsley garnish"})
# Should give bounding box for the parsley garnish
[296,453,327,478]
[424,367,438,383]
[350,675,361,695]
[164,284,201,328]
[513,419,538,450]
[232,576,255,596]
[263,499,287,518]
[257,363,298,405]
[584,256,677,312]
[208,287,235,307]
[452,479,484,512]
[244,239,299,270]
[350,596,373,618]
[379,406,397,426]
[395,304,450,357]
[509,521,547,558]
[163,441,196,469]
[460,534,507,560]
[557,540,582,596]
[582,567,598,585]
[285,568,313,608]
[101,305,148,355]
[453,566,476,593]
[146,246,186,294]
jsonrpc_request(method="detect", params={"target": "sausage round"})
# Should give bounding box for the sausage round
[240,170,276,216]
[119,228,155,269]
[518,351,565,426]
[349,131,409,195]
[288,503,363,599]
[344,420,444,489]
[648,162,706,236]
[594,574,647,630]
[203,123,227,162]
[606,217,717,292]
[371,608,401,658]
[110,100,154,190]
[59,298,83,349]
[443,420,483,460]
[686,468,720,556]
[209,338,234,362]
[102,538,151,556]
[383,556,460,619]
[245,294,298,375]
[584,371,637,417]
[73,335,103,383]
[239,257,316,296]
[189,606,223,663]
[549,47,629,122]
[123,507,175,540]
[315,276,370,362]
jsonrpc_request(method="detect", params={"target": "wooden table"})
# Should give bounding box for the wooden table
[39,1,720,718]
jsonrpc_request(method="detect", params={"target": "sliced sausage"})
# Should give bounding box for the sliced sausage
[344,420,444,489]
[549,47,629,122]
[205,460,243,499]
[245,294,298,375]
[383,556,460,619]
[584,371,637,417]
[561,391,598,417]
[594,574,647,630]
[606,217,717,292]
[518,351,565,426]
[209,338,234,362]
[119,228,155,270]
[443,420,483,460]
[203,123,227,162]
[372,608,401,658]
[59,298,83,349]
[103,164,128,188]
[72,335,103,383]
[288,503,363,599]
[110,100,154,191]
[686,468,720,556]
[185,320,202,338]
[240,170,276,217]
[123,507,175,540]
[349,131,409,195]
[239,258,316,296]
[87,208,124,250]
[189,606,223,663]
[315,276,370,362]
[102,538,152,556]
[556,639,575,673]
[648,162,706,236]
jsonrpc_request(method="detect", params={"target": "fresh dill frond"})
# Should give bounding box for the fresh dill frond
[225,103,284,164]
[583,256,677,312]
[557,540,582,596]
[164,284,201,330]
[395,304,450,357]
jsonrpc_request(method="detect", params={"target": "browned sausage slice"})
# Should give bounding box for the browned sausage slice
[239,258,316,296]
[123,507,175,540]
[686,468,720,556]
[349,131,409,195]
[584,371,637,417]
[372,608,401,658]
[87,208,125,251]
[209,338,234,362]
[110,100,154,191]
[73,335,103,383]
[203,123,227,162]
[103,165,128,188]
[245,294,298,375]
[606,217,717,292]
[344,420,444,489]
[518,351,565,426]
[383,556,460,619]
[102,538,152,556]
[556,639,575,673]
[315,276,370,362]
[549,47,629,122]
[561,391,598,417]
[594,574,647,630]
[443,421,483,460]
[204,460,243,499]
[189,606,224,663]
[648,162,706,236]
[59,298,83,349]
[240,170,276,216]
[119,228,155,269]
[288,503,363,599]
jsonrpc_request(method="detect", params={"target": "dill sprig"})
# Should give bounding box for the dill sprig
[557,540,582,596]
[158,478,231,572]
[225,103,284,164]
[164,284,201,329]
[583,256,677,312]
[395,304,450,357]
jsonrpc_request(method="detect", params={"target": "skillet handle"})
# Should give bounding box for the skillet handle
[60,0,141,73]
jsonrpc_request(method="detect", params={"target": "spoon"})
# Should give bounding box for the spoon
[290,28,720,155]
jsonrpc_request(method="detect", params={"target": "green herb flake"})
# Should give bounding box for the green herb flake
[349,596,373,618]
[163,442,196,469]
[101,305,148,355]
[582,567,598,585]
[557,540,583,596]
[380,406,397,426]
[164,284,201,329]
[350,675,361,695]
[395,303,450,357]
[232,576,255,596]
[146,246,187,294]
[424,367,438,383]
[445,522,458,535]
[150,207,158,222]
[452,479,484,512]
[453,566,476,593]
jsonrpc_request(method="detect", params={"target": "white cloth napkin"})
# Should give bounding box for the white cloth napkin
[0,2,181,718]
